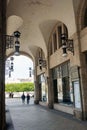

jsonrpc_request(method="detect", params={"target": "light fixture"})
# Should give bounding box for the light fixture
[61,33,74,57]
[5,31,21,56]
[39,58,43,70]
[14,31,21,56]
[29,67,32,77]
[10,56,14,71]
[9,70,11,78]
[39,57,47,70]
[5,56,14,78]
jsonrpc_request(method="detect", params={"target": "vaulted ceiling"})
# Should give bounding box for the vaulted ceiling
[6,0,76,59]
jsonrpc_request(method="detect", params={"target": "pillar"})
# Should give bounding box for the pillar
[34,79,40,104]
[79,53,87,120]
[0,0,6,129]
[47,65,54,109]
[34,63,40,104]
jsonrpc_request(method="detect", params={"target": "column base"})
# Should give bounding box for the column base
[34,100,39,104]
[48,102,53,109]
[74,109,83,120]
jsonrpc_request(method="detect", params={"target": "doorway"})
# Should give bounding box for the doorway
[53,79,58,103]
[62,77,70,103]
[39,83,42,101]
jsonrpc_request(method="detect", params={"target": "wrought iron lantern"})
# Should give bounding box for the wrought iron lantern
[61,33,74,57]
[5,56,14,78]
[29,67,32,77]
[5,31,21,56]
[10,56,14,71]
[38,57,47,70]
[14,31,21,56]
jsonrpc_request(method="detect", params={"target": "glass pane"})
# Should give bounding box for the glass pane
[84,8,87,27]
[62,63,69,77]
[57,78,63,102]
[58,26,62,48]
[41,82,47,102]
[50,40,52,55]
[52,68,57,79]
[53,32,57,52]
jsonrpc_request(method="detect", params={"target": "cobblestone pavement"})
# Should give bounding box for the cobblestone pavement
[6,98,87,130]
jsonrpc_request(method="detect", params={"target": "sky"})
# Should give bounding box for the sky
[5,55,33,79]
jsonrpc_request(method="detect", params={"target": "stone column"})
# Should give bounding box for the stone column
[34,63,40,104]
[34,78,40,104]
[47,54,54,109]
[47,74,54,109]
[79,53,87,120]
[0,0,6,129]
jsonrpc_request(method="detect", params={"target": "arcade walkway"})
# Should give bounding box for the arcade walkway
[6,98,87,130]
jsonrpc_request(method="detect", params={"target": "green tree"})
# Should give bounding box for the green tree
[5,82,34,92]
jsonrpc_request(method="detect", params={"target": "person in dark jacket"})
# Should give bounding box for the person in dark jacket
[21,92,25,104]
[26,93,30,104]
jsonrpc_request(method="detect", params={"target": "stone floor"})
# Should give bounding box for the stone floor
[6,98,87,130]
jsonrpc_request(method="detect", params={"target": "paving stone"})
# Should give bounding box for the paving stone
[6,98,87,130]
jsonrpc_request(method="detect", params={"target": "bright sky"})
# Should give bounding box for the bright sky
[5,55,33,79]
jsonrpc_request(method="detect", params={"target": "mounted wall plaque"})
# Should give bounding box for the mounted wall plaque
[70,66,79,81]
[74,81,81,109]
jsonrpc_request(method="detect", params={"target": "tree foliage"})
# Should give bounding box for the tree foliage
[5,82,34,92]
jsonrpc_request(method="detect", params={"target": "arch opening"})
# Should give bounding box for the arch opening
[5,54,34,103]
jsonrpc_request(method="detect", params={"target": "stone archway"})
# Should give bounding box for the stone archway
[77,0,87,31]
[76,0,87,120]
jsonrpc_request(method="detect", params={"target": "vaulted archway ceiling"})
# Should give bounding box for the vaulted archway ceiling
[7,0,76,59]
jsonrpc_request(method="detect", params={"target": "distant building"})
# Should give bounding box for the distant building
[5,77,34,84]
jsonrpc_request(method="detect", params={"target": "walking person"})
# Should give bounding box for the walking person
[21,92,25,104]
[26,93,30,104]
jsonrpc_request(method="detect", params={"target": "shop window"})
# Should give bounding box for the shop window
[49,39,52,55]
[58,26,62,48]
[52,62,73,106]
[62,63,69,78]
[48,22,68,56]
[39,83,42,101]
[57,67,62,78]
[52,67,57,79]
[61,62,73,104]
[53,32,57,52]
[57,78,63,102]
[62,77,70,102]
[64,25,68,38]
[40,74,48,102]
[53,79,58,103]
[84,8,87,28]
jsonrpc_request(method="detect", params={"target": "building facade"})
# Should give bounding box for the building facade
[34,0,87,120]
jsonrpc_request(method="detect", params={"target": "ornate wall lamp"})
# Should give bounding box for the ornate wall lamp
[5,31,21,56]
[5,56,14,78]
[29,67,32,77]
[61,33,74,57]
[10,56,14,71]
[39,58,43,70]
[39,57,47,70]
